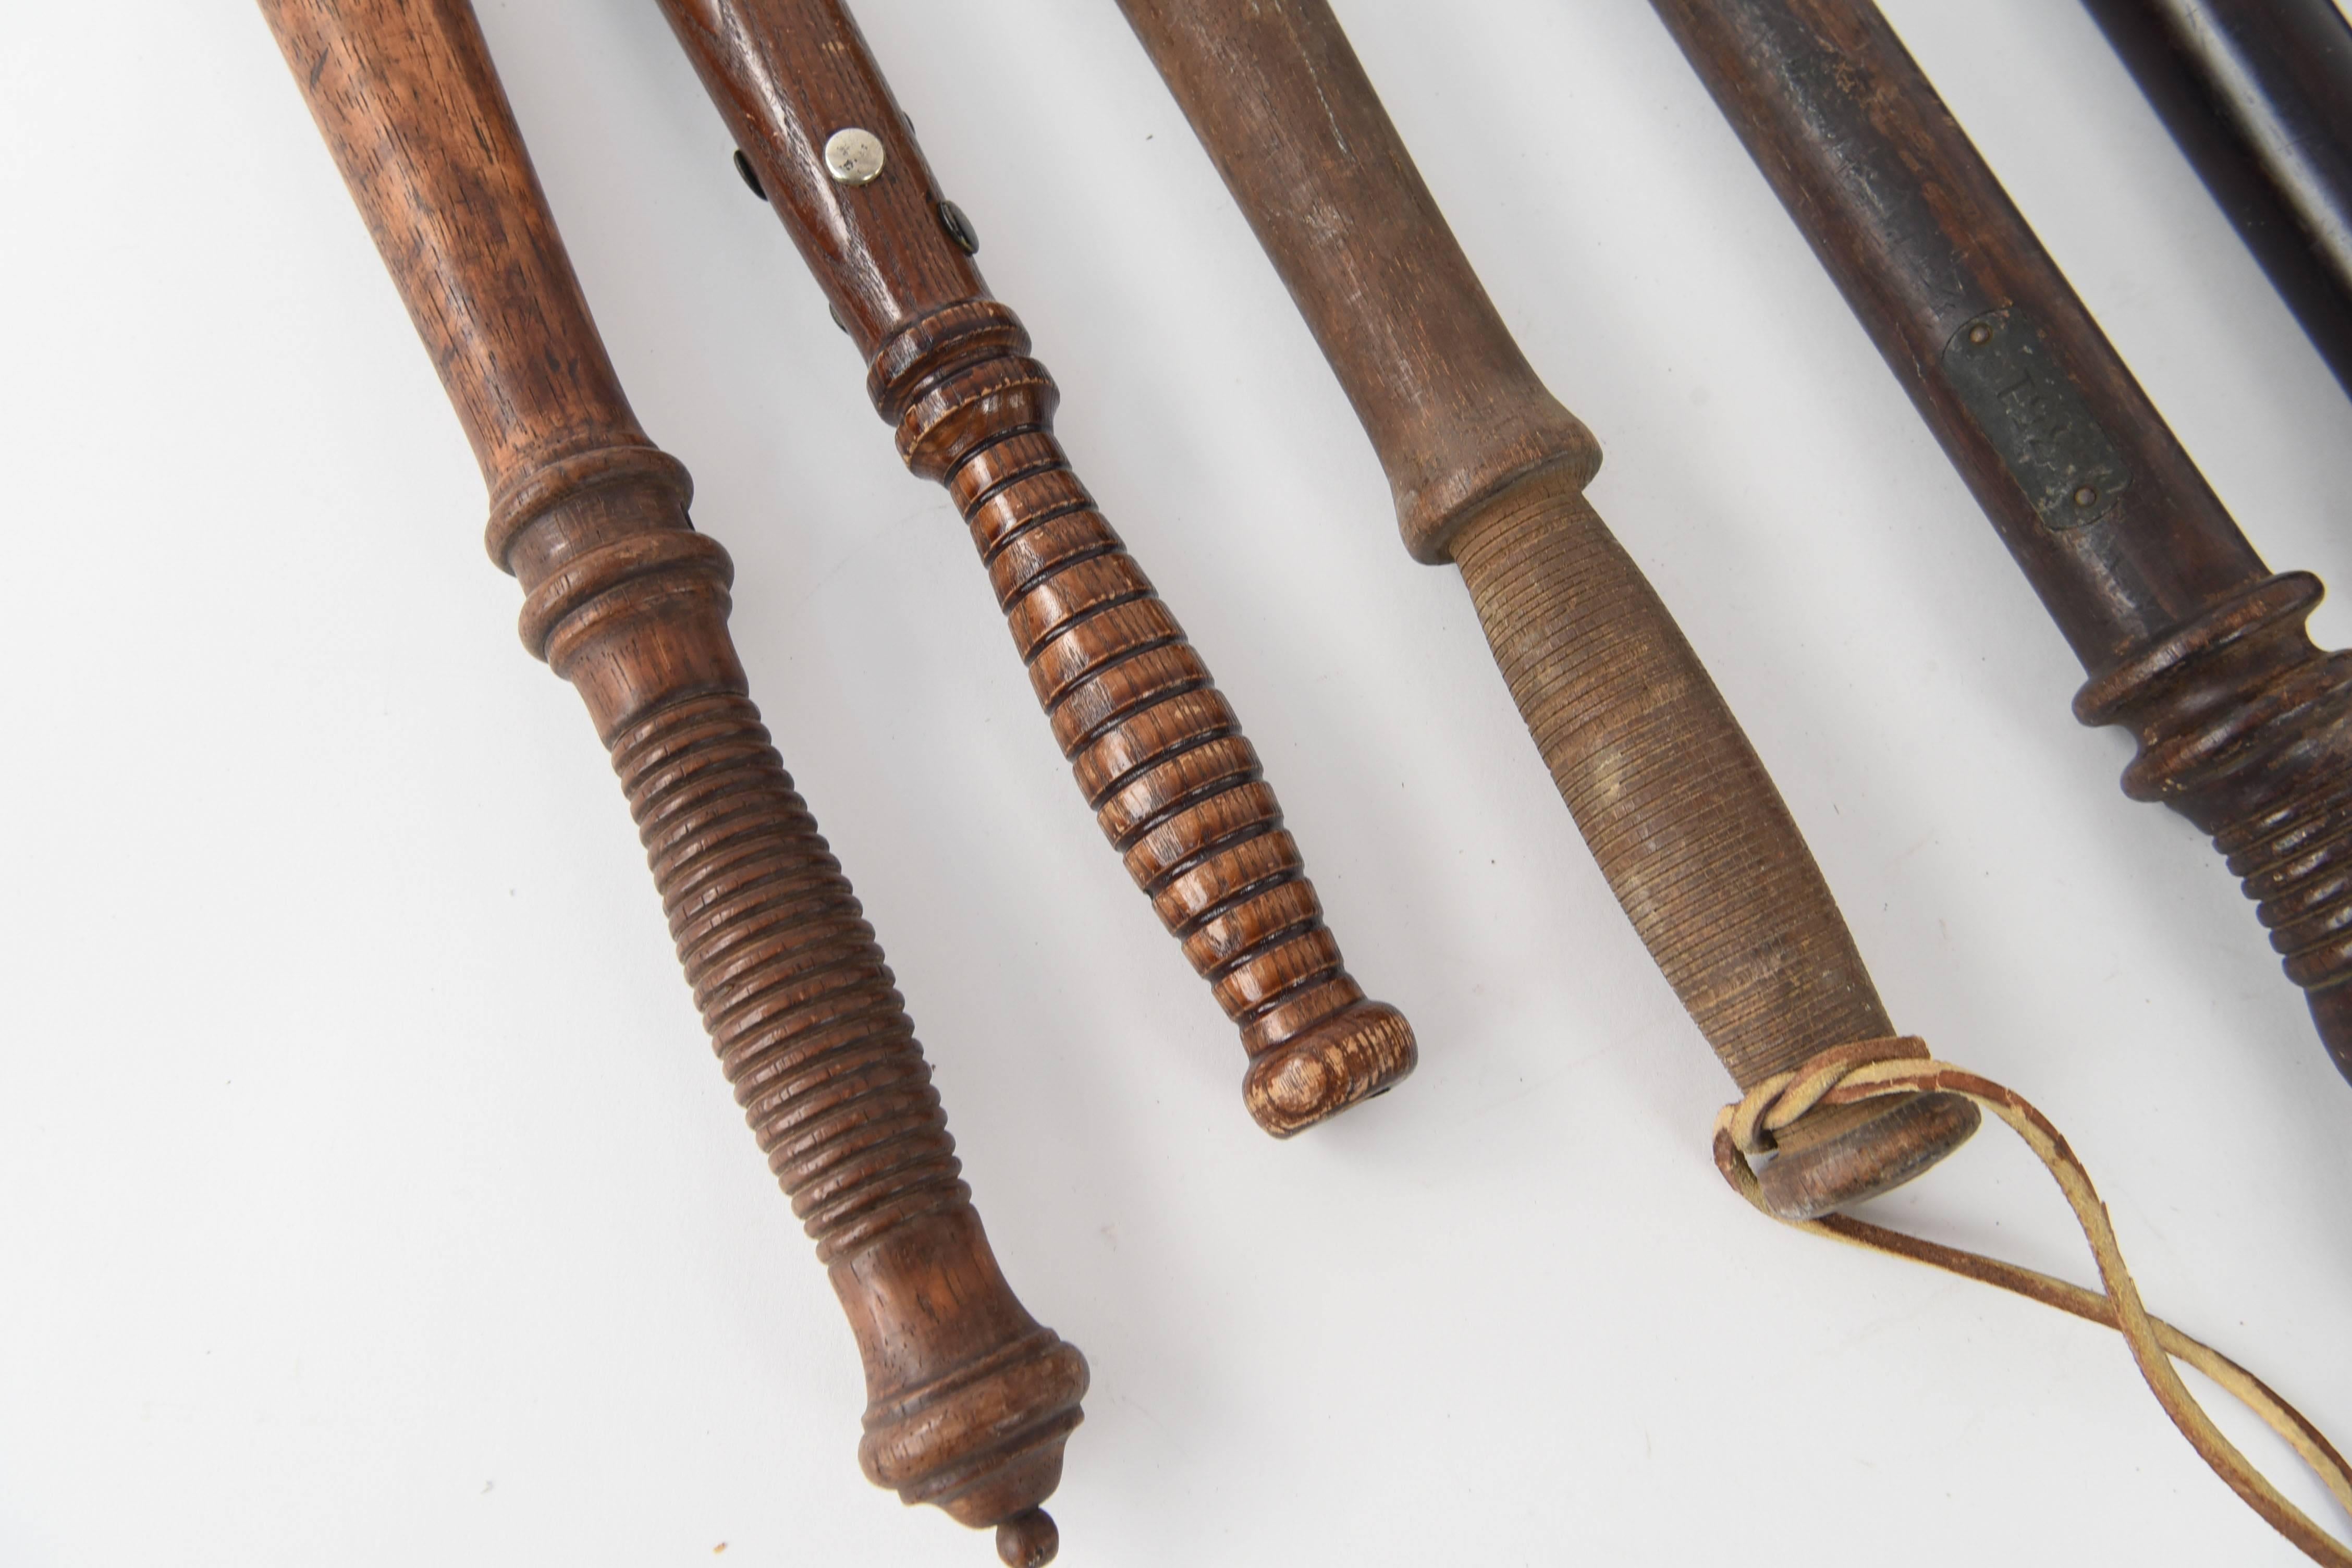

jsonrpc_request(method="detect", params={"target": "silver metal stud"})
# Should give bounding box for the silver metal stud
[823,127,887,186]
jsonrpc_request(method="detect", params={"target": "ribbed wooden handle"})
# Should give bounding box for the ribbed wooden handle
[256,1,1084,1554]
[888,309,1417,1135]
[610,682,1087,1536]
[1450,466,1978,1217]
[615,684,964,1253]
[505,458,1088,1551]
[2073,573,2352,1083]
[655,0,1418,1136]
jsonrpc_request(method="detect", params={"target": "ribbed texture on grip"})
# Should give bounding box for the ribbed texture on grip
[609,689,969,1264]
[1451,468,1892,1088]
[2227,771,2352,993]
[1450,466,1978,1213]
[874,303,1412,1132]
[2076,572,2352,1078]
[948,430,1357,1051]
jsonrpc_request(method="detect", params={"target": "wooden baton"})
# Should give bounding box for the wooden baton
[1114,0,1980,1218]
[254,3,1085,1560]
[2080,0,2352,400]
[651,0,1417,1137]
[1649,0,2352,1087]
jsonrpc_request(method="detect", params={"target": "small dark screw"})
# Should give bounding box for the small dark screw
[938,199,979,255]
[2072,485,2100,508]
[732,149,768,203]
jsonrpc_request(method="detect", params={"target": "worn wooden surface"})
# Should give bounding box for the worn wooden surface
[2081,0,2352,400]
[1117,0,1979,1217]
[653,0,1415,1136]
[7,2,2352,1563]
[1652,0,2352,1087]
[250,1,1084,1558]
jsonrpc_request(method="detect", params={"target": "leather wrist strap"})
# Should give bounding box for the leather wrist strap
[1718,1038,2352,1566]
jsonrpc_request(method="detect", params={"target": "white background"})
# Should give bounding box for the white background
[3,2,2349,1564]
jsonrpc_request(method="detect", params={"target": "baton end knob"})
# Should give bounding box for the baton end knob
[996,1509,1059,1567]
[1243,999,1417,1136]
[1756,1091,1981,1221]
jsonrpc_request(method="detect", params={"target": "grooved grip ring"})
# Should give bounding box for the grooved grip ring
[1449,464,1978,1216]
[946,424,1416,1135]
[611,688,968,1260]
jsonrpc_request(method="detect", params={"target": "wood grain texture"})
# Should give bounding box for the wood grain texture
[654,0,1415,1137]
[1651,0,2352,1086]
[1117,0,1978,1216]
[254,2,1084,1558]
[2081,0,2352,400]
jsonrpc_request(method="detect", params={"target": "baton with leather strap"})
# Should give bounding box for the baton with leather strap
[1648,0,2352,1087]
[1112,14,2352,1561]
[1114,0,1981,1218]
[652,0,1417,1138]
[255,2,1085,1559]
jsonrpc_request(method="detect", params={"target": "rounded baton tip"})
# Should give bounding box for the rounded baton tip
[1242,1000,1417,1137]
[996,1508,1059,1567]
[1758,1091,1980,1221]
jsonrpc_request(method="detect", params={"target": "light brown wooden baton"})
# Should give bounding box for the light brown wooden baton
[1115,0,1977,1217]
[254,2,1084,1559]
[652,0,1416,1138]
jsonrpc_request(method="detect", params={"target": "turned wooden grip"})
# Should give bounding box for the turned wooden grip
[257,1,1083,1555]
[611,683,1087,1530]
[927,388,1417,1139]
[656,0,1417,1134]
[2073,574,2352,1084]
[616,687,963,1255]
[1451,467,1978,1217]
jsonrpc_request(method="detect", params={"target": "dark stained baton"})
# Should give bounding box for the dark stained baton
[2080,0,2352,400]
[1646,0,2352,1086]
[254,2,1085,1560]
[1114,0,1980,1219]
[651,0,1417,1139]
